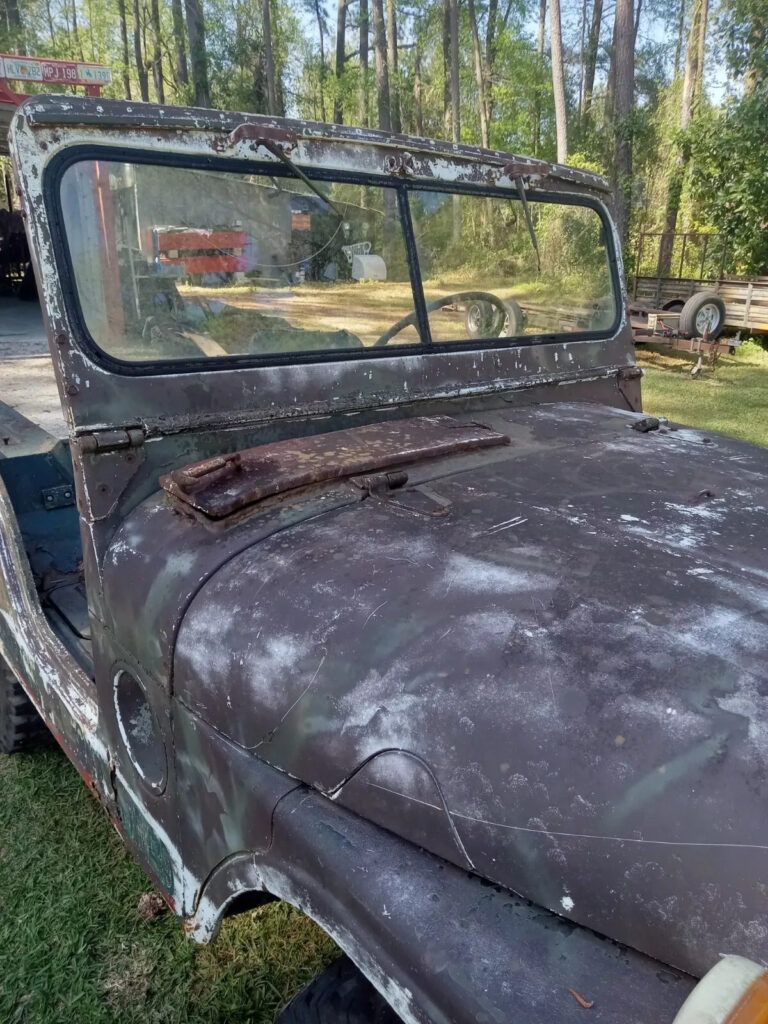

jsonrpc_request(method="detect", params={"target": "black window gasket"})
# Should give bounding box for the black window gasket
[44,144,622,377]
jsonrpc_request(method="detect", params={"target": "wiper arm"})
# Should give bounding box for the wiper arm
[228,122,346,220]
[264,140,346,220]
[514,176,541,274]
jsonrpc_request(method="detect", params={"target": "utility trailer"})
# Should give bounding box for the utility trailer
[630,230,768,342]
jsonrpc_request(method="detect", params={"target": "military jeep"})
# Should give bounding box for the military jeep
[2,96,768,1023]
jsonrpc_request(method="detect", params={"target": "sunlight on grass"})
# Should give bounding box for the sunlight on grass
[637,339,768,448]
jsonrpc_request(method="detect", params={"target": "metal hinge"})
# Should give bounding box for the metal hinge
[76,427,145,455]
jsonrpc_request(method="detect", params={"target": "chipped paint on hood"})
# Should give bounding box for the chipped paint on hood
[170,403,768,978]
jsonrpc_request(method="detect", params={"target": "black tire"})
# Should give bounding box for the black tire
[662,299,685,313]
[465,297,524,338]
[679,291,726,339]
[0,659,47,754]
[276,957,401,1024]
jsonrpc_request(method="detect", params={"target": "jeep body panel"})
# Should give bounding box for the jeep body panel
[6,95,764,1022]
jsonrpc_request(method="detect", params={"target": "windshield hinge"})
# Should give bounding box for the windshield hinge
[75,427,145,455]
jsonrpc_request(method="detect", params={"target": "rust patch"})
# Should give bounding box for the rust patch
[160,416,509,519]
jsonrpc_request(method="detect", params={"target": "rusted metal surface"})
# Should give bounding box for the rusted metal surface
[18,95,611,193]
[161,416,508,518]
[172,401,768,980]
[8,95,763,1023]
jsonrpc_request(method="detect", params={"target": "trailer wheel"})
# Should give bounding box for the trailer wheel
[0,659,47,754]
[679,292,726,339]
[276,957,401,1024]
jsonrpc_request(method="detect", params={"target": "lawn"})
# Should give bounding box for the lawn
[637,338,768,448]
[1,334,766,1024]
[0,749,337,1024]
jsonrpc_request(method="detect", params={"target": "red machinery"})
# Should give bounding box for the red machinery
[153,229,251,277]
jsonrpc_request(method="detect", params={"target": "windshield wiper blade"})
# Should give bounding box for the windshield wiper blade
[514,176,541,275]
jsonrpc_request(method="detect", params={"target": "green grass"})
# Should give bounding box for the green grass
[1,335,766,1023]
[637,338,768,448]
[0,749,337,1024]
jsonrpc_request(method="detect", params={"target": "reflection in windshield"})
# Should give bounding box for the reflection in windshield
[409,189,616,343]
[59,160,617,364]
[60,162,418,361]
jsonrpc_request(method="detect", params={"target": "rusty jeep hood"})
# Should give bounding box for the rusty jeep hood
[172,402,768,977]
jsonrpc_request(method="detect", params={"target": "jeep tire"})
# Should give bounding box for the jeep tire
[0,659,47,754]
[277,956,401,1024]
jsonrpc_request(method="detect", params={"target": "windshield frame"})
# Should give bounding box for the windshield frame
[45,145,623,377]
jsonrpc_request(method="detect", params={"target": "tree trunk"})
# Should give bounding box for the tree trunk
[679,0,707,128]
[533,0,546,155]
[578,0,587,121]
[550,0,568,163]
[604,13,617,133]
[118,0,133,99]
[414,44,424,135]
[171,0,189,86]
[443,0,451,138]
[71,0,85,60]
[313,0,328,122]
[658,0,707,273]
[484,0,497,122]
[150,0,165,103]
[45,0,56,47]
[386,0,401,132]
[359,0,370,126]
[3,0,24,51]
[133,0,150,101]
[634,0,643,43]
[264,0,278,115]
[371,0,391,130]
[449,0,460,143]
[449,0,461,242]
[185,0,211,107]
[468,0,490,148]
[612,0,635,246]
[582,0,603,125]
[693,0,707,112]
[673,0,685,76]
[333,0,347,123]
[744,11,767,95]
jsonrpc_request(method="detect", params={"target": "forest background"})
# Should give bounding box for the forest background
[0,0,766,272]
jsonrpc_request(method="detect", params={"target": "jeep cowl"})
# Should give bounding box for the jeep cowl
[1,95,767,1024]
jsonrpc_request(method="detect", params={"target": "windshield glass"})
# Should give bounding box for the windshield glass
[409,190,616,343]
[59,160,418,361]
[58,158,617,365]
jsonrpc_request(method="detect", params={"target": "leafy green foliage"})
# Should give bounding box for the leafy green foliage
[688,85,768,274]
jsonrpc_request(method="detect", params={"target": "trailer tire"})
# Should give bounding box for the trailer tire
[276,957,401,1024]
[0,660,48,754]
[679,292,726,339]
